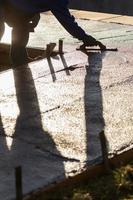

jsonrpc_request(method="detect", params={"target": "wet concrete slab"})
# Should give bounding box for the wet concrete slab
[0,13,133,199]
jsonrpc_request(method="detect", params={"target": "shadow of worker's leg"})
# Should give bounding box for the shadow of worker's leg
[11,65,65,192]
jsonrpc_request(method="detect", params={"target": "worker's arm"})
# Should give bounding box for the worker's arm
[51,5,106,48]
[51,4,99,46]
[51,6,87,41]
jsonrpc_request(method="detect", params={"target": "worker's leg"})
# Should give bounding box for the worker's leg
[3,1,40,66]
[0,21,5,41]
[0,9,5,40]
[10,27,29,66]
[10,14,40,66]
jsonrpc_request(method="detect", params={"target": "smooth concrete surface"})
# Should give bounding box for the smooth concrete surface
[0,13,133,199]
[70,10,133,25]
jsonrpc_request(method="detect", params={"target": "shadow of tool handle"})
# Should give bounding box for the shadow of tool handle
[76,47,118,52]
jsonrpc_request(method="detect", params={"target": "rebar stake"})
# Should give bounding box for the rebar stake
[46,43,56,57]
[59,39,63,54]
[46,44,51,58]
[99,130,111,173]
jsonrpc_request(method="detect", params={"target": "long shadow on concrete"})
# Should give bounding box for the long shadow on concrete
[13,65,65,190]
[0,65,65,198]
[84,52,105,165]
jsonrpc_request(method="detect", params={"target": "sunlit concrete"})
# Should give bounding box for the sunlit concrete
[1,23,12,44]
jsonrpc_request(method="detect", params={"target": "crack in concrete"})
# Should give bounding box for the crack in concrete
[123,38,133,42]
[100,15,123,21]
[19,105,61,121]
[0,96,83,133]
[35,146,80,162]
[126,30,133,32]
[0,134,80,163]
[92,28,124,33]
[79,16,123,22]
[99,33,133,40]
[104,74,133,90]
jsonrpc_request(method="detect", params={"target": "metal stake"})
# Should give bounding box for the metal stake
[99,130,111,173]
[59,39,63,54]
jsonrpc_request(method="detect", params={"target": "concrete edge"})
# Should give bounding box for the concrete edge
[24,147,133,200]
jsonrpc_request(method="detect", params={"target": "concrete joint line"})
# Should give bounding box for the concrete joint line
[100,15,123,21]
[99,33,133,40]
[36,147,80,162]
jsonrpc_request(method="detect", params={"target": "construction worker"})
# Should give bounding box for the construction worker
[0,0,105,66]
[0,1,40,66]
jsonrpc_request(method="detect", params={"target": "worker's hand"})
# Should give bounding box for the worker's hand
[82,35,106,50]
[83,35,98,47]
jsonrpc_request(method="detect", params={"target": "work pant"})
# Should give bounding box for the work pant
[0,8,5,40]
[1,3,40,66]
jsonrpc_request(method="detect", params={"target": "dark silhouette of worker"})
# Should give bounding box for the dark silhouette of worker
[0,0,105,67]
[0,1,40,66]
